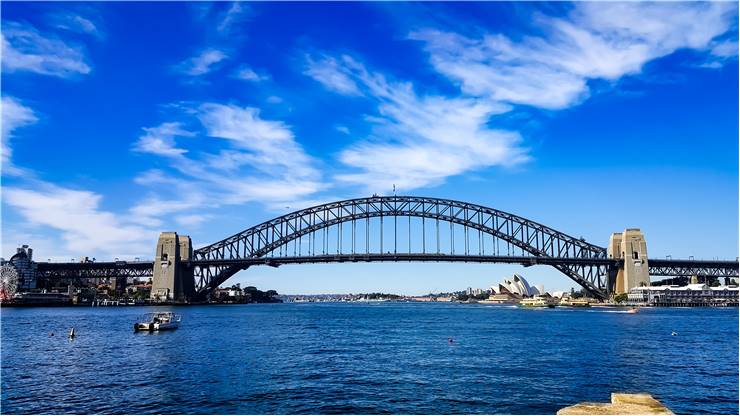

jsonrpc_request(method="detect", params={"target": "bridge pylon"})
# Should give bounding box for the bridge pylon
[608,229,650,295]
[151,232,194,302]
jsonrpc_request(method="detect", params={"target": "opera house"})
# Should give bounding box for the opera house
[493,273,544,297]
[485,274,546,303]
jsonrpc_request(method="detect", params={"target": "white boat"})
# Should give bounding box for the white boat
[519,296,556,308]
[134,312,181,332]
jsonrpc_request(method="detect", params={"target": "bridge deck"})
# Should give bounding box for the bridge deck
[35,256,738,278]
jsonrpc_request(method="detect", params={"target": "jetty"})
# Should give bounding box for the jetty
[557,393,673,415]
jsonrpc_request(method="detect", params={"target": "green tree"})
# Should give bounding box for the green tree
[613,293,628,303]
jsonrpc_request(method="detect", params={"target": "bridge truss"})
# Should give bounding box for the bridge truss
[24,196,739,301]
[193,196,613,298]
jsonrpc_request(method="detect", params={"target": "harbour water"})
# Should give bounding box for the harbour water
[1,303,738,414]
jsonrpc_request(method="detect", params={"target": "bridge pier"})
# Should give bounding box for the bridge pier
[608,229,650,295]
[151,232,194,303]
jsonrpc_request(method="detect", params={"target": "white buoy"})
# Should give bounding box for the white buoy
[671,331,678,336]
[69,327,76,339]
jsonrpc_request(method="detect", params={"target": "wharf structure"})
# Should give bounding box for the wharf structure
[627,283,739,307]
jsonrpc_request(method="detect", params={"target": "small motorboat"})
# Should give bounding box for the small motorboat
[626,307,640,314]
[134,312,181,332]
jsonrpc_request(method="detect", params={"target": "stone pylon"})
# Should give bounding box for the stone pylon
[150,232,194,302]
[608,228,650,295]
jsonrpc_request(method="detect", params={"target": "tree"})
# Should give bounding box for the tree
[613,293,628,303]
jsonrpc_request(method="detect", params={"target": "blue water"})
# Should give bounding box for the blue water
[1,303,738,414]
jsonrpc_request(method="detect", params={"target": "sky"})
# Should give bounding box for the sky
[1,1,738,295]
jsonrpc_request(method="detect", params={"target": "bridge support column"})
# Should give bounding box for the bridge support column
[608,228,650,295]
[151,232,194,303]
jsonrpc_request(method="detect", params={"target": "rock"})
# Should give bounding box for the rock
[557,393,673,415]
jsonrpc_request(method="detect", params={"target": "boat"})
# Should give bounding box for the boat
[134,312,181,332]
[559,298,591,307]
[519,296,556,308]
[626,307,640,314]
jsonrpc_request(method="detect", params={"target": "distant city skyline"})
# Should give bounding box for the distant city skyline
[2,2,738,294]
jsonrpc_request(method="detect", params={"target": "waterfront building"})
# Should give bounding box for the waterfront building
[4,245,37,290]
[627,284,739,306]
[494,274,542,297]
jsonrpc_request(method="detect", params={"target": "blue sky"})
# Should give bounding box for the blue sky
[2,2,738,295]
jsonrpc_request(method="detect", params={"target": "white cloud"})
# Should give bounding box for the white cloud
[2,97,38,175]
[133,122,193,157]
[197,103,319,178]
[305,55,363,95]
[1,21,91,78]
[710,39,738,58]
[266,96,283,104]
[128,102,325,226]
[128,194,206,228]
[234,65,269,82]
[175,214,210,227]
[306,54,527,192]
[335,125,350,135]
[217,2,249,34]
[51,13,101,37]
[3,185,155,257]
[176,48,228,76]
[410,2,737,109]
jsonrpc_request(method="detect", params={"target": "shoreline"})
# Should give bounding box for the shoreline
[2,300,737,308]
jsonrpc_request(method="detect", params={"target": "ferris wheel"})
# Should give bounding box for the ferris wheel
[0,264,19,301]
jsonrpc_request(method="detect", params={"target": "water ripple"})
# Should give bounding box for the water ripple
[2,304,738,414]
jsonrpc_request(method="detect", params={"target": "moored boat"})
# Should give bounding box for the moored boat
[134,312,181,332]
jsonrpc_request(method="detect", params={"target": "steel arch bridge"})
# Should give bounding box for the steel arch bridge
[192,196,614,298]
[25,195,739,301]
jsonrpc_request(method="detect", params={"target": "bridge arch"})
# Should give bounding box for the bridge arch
[192,196,611,298]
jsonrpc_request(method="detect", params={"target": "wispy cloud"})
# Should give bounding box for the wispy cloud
[217,2,250,35]
[233,65,269,82]
[1,21,91,78]
[50,12,102,38]
[175,214,211,227]
[409,2,737,110]
[305,55,363,96]
[306,54,526,192]
[130,102,325,224]
[197,103,319,177]
[1,96,38,176]
[3,184,155,257]
[302,2,737,193]
[176,48,228,76]
[133,122,193,157]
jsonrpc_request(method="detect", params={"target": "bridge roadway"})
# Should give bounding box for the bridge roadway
[35,255,739,279]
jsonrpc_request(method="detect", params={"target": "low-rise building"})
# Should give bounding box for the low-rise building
[628,284,739,307]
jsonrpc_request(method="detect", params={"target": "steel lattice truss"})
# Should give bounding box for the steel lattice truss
[36,261,154,279]
[647,259,739,278]
[193,196,612,298]
[29,196,739,301]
